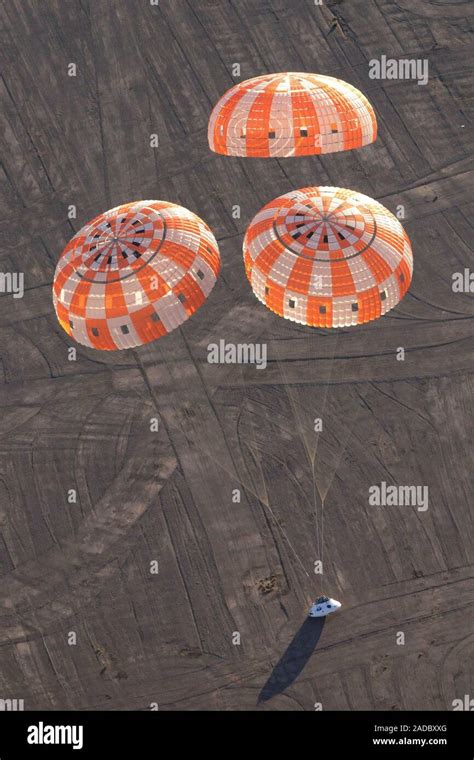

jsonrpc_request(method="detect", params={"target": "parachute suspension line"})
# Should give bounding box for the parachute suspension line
[241,435,311,581]
[138,350,312,582]
[308,328,340,585]
[232,355,312,580]
[270,336,331,585]
[316,383,367,504]
[256,484,311,580]
[311,457,322,594]
[311,328,341,496]
[270,330,341,582]
[321,498,325,570]
[273,337,314,466]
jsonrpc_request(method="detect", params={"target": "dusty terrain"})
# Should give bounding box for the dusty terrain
[0,0,472,710]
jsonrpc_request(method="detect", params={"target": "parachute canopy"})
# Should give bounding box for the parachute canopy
[243,186,413,328]
[208,72,377,158]
[53,200,220,350]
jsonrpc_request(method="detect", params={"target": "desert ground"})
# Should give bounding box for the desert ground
[0,0,472,710]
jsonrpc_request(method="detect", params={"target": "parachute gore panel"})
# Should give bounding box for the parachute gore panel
[53,200,220,350]
[243,186,413,327]
[208,72,377,157]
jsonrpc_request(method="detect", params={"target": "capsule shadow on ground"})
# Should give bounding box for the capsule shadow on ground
[258,617,325,703]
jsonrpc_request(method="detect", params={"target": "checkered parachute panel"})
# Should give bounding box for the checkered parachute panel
[243,187,413,328]
[208,73,377,158]
[53,200,221,350]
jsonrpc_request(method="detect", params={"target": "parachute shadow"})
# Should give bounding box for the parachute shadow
[258,617,325,703]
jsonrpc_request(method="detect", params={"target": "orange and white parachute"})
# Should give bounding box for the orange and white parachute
[243,186,413,327]
[208,73,377,158]
[53,200,220,350]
